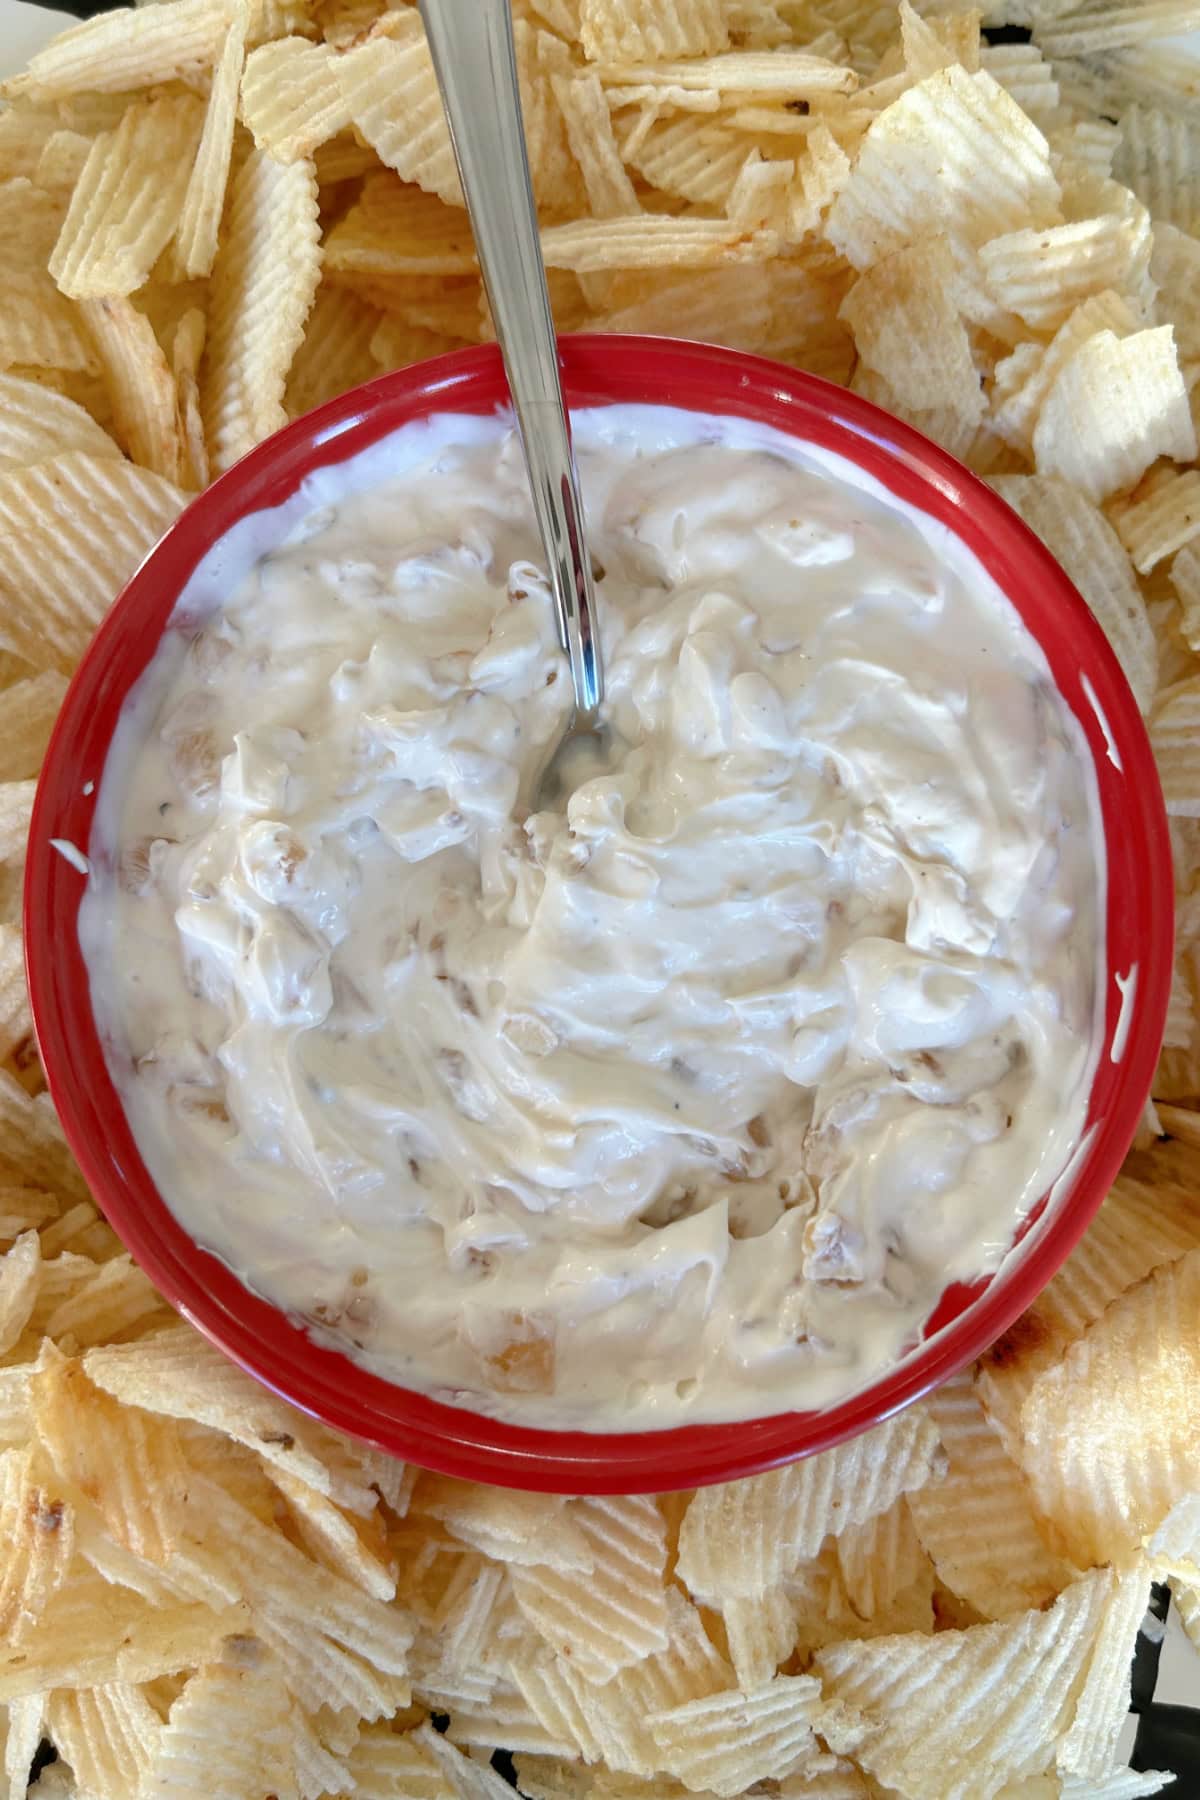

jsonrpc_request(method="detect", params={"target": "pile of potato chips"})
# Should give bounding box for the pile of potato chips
[2,0,1200,1793]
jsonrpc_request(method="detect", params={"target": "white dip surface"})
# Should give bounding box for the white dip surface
[80,404,1104,1428]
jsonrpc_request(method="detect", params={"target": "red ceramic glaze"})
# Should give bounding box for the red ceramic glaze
[25,336,1173,1492]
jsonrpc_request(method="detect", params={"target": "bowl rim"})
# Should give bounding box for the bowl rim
[25,333,1174,1493]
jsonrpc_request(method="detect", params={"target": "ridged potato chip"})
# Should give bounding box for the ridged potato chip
[990,289,1138,455]
[80,297,184,484]
[1059,1558,1153,1779]
[0,1069,88,1199]
[841,234,982,419]
[554,70,639,217]
[815,1569,1114,1800]
[0,270,96,375]
[49,94,205,300]
[677,1407,944,1602]
[142,1655,295,1798]
[0,451,185,672]
[721,1588,800,1690]
[172,5,246,281]
[580,0,729,63]
[907,1373,1076,1618]
[647,1674,826,1798]
[0,1442,73,1646]
[1150,675,1200,814]
[1032,324,1196,504]
[324,172,477,276]
[45,1682,161,1799]
[1018,1248,1200,1564]
[39,1253,165,1346]
[3,0,238,101]
[0,1229,39,1357]
[541,214,763,271]
[201,146,321,473]
[240,35,354,162]
[416,1476,594,1574]
[980,203,1152,334]
[979,40,1061,131]
[624,115,757,208]
[827,67,1060,270]
[335,17,462,206]
[1114,467,1200,572]
[283,285,379,421]
[0,670,68,781]
[1150,222,1200,364]
[510,1495,669,1683]
[992,473,1158,709]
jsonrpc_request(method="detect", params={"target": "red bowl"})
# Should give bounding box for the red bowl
[25,336,1173,1493]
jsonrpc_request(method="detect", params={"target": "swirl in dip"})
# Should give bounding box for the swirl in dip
[79,405,1104,1429]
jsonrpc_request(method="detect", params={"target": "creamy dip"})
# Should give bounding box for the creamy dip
[80,405,1104,1429]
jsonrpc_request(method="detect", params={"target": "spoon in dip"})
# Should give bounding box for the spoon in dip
[420,0,605,803]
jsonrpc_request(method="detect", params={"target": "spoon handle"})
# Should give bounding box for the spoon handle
[419,0,603,721]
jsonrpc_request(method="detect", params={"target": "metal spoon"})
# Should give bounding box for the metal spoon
[420,0,604,805]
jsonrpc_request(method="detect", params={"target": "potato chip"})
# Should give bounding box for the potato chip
[255,1605,410,1722]
[726,150,794,228]
[271,1464,396,1600]
[677,1407,944,1602]
[1018,1247,1200,1564]
[0,452,186,672]
[0,270,96,376]
[0,104,58,183]
[49,95,205,300]
[46,1682,161,1800]
[0,1443,73,1646]
[0,1229,39,1356]
[1114,467,1200,572]
[1150,676,1200,815]
[979,204,1152,335]
[509,1495,668,1683]
[416,1718,520,1800]
[841,235,983,419]
[0,1186,57,1241]
[0,1070,88,1200]
[1031,325,1196,504]
[990,289,1138,456]
[623,115,758,208]
[815,1569,1113,1800]
[4,1693,45,1800]
[33,1343,192,1564]
[173,6,247,280]
[1150,222,1200,365]
[340,1720,453,1798]
[325,173,477,277]
[41,1253,165,1346]
[977,1163,1200,1455]
[1059,1558,1152,1778]
[80,297,184,485]
[0,781,34,869]
[335,18,463,207]
[907,1373,1076,1618]
[83,1324,375,1509]
[416,1476,594,1574]
[1039,0,1200,58]
[647,1674,826,1798]
[580,0,729,62]
[1052,118,1123,183]
[834,1493,935,1626]
[991,474,1158,710]
[140,1655,295,1798]
[0,374,118,476]
[282,284,379,422]
[979,40,1062,132]
[721,1589,800,1691]
[34,129,92,201]
[0,924,32,1069]
[600,49,858,94]
[241,35,355,162]
[7,0,240,102]
[513,23,588,219]
[554,71,639,217]
[202,147,321,474]
[541,214,763,271]
[827,67,1060,270]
